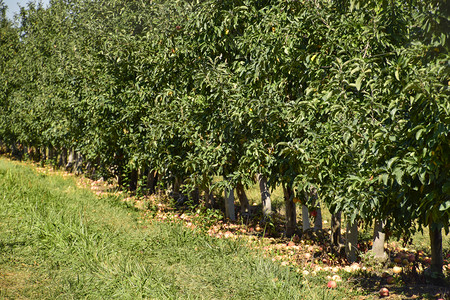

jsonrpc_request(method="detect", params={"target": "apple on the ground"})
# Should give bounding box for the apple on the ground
[379,287,389,297]
[327,280,337,288]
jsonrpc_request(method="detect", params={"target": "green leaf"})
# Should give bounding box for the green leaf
[386,157,398,170]
[343,132,351,144]
[415,128,424,140]
[392,167,403,185]
[439,200,450,212]
[355,76,362,91]
[390,108,397,119]
[379,173,389,185]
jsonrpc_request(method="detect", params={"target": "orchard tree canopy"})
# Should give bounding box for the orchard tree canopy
[0,0,449,273]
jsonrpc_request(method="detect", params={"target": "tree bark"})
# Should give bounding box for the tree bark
[146,170,158,194]
[236,182,250,214]
[129,169,138,191]
[23,145,28,159]
[371,219,387,260]
[302,205,310,231]
[10,143,19,158]
[345,221,358,263]
[74,152,82,175]
[59,148,68,168]
[202,186,215,208]
[258,174,272,218]
[173,175,182,196]
[48,147,55,162]
[32,147,38,162]
[156,172,164,195]
[283,185,297,237]
[429,224,443,275]
[313,206,323,232]
[309,188,322,231]
[224,183,236,221]
[331,211,343,253]
[66,148,76,171]
[40,147,46,162]
[190,186,200,204]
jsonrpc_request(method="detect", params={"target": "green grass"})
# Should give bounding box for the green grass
[2,159,446,300]
[1,158,344,299]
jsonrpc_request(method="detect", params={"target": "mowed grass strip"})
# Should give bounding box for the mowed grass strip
[0,159,324,299]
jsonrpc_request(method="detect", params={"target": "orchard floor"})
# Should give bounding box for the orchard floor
[0,157,448,299]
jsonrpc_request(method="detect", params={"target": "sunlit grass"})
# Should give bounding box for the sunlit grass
[1,158,447,299]
[0,158,317,299]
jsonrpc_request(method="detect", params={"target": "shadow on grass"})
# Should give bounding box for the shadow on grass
[0,240,28,249]
[351,272,450,299]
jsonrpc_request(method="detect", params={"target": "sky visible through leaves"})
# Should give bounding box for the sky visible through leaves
[4,0,49,21]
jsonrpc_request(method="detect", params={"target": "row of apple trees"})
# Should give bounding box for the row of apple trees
[0,0,448,274]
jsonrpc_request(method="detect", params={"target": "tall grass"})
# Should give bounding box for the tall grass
[0,159,321,299]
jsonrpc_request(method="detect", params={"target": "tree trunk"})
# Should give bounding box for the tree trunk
[313,206,323,232]
[224,183,236,221]
[309,188,322,231]
[23,145,28,159]
[236,182,250,214]
[190,186,200,204]
[173,175,182,196]
[302,205,310,231]
[146,170,158,194]
[74,152,82,175]
[345,221,358,263]
[371,219,387,260]
[129,169,138,191]
[66,148,76,171]
[137,168,145,192]
[40,147,46,162]
[10,143,18,158]
[30,147,41,162]
[331,211,343,253]
[59,148,68,168]
[48,147,55,162]
[117,163,125,187]
[429,224,443,275]
[258,174,272,218]
[203,186,215,208]
[283,185,297,237]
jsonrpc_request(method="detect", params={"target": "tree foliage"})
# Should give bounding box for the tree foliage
[0,0,448,272]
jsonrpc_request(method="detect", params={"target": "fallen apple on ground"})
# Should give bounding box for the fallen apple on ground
[327,280,337,288]
[379,287,389,297]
